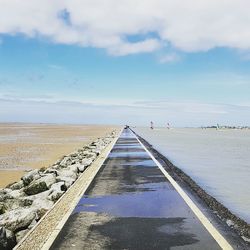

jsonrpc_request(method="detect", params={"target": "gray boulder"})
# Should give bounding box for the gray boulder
[85,152,97,159]
[57,168,77,180]
[44,168,58,176]
[56,176,75,188]
[67,164,79,174]
[24,174,56,195]
[77,159,93,172]
[0,208,36,232]
[0,203,7,215]
[0,227,16,250]
[1,198,28,212]
[21,169,40,186]
[7,189,25,199]
[7,181,24,190]
[15,228,29,243]
[77,164,87,173]
[48,182,67,202]
[81,158,93,167]
[27,218,37,229]
[0,189,11,202]
[59,156,72,168]
[69,152,78,157]
[27,190,53,211]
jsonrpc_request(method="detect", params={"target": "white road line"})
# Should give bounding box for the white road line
[132,131,233,250]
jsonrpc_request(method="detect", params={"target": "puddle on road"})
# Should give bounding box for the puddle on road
[74,183,188,218]
[88,216,199,250]
[113,144,142,149]
[111,147,145,153]
[118,159,156,167]
[109,151,150,159]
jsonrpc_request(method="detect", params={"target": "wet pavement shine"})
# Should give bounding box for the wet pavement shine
[50,129,222,250]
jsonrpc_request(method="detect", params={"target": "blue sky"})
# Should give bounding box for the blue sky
[1,1,250,126]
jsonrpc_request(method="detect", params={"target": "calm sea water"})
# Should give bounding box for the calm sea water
[134,127,250,223]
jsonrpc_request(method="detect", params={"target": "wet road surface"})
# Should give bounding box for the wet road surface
[50,129,223,250]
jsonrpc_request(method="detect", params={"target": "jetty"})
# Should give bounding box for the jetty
[6,128,249,249]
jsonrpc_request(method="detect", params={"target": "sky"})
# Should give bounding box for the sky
[1,0,250,126]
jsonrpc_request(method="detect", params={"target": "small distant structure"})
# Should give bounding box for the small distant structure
[150,121,154,130]
[166,123,170,129]
[216,123,220,130]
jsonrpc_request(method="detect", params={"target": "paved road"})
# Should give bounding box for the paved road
[50,128,228,250]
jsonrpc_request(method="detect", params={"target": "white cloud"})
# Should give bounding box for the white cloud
[108,39,162,56]
[0,1,250,56]
[158,53,180,63]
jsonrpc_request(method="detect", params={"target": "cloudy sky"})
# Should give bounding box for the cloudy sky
[1,0,250,126]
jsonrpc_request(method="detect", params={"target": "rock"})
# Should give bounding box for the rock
[36,208,48,220]
[59,156,72,168]
[21,199,33,207]
[27,218,37,230]
[56,176,75,188]
[40,174,57,187]
[53,159,61,165]
[48,182,67,202]
[242,236,250,243]
[69,152,78,157]
[28,190,54,212]
[8,189,25,199]
[226,219,234,227]
[67,164,79,174]
[21,170,40,186]
[15,228,29,243]
[0,208,36,232]
[77,165,87,173]
[23,181,47,196]
[91,149,101,155]
[57,169,77,180]
[39,167,46,173]
[0,189,12,202]
[0,227,16,250]
[0,203,7,215]
[0,189,11,195]
[44,168,58,176]
[85,152,97,159]
[1,198,25,212]
[24,174,56,195]
[81,158,93,167]
[7,181,24,190]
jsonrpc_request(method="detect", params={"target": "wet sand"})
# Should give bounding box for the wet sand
[0,123,118,187]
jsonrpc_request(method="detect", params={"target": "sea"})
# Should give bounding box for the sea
[134,127,250,223]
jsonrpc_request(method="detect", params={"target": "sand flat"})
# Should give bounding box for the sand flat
[0,123,119,187]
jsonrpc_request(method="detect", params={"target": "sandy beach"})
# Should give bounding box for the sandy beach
[0,123,119,187]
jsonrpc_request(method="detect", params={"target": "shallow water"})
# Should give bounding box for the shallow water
[134,127,250,223]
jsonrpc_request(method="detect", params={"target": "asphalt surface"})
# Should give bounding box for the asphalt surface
[50,128,224,250]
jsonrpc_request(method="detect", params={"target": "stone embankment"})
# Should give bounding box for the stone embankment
[0,131,116,249]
